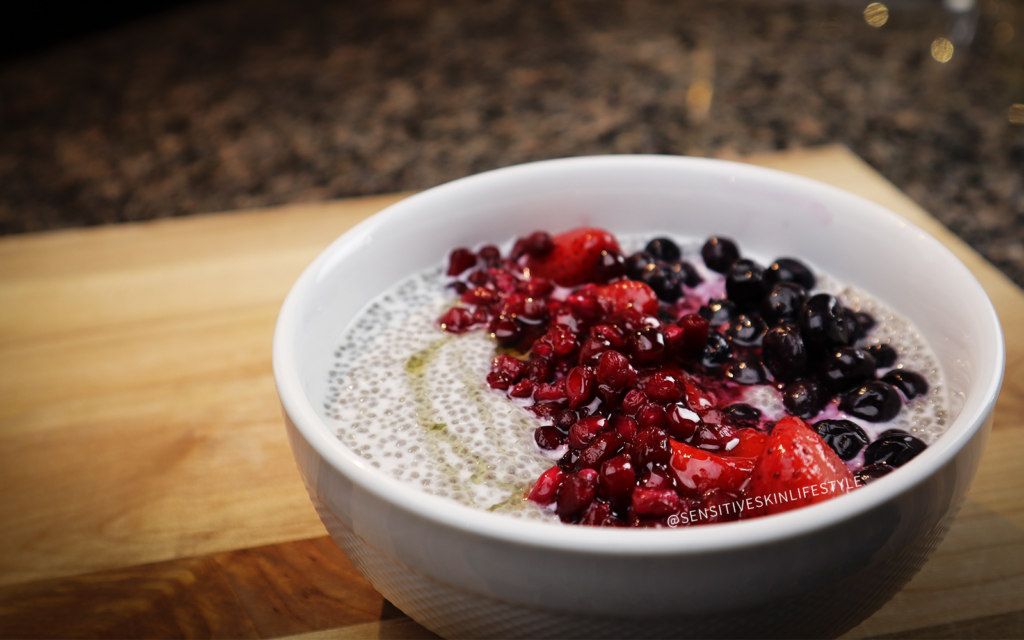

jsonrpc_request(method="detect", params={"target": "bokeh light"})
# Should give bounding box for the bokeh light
[864,3,889,27]
[931,37,954,62]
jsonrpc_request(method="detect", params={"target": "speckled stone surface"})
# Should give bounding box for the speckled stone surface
[1,0,1022,285]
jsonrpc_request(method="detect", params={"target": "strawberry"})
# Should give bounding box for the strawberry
[595,280,660,317]
[743,416,857,518]
[525,227,621,287]
[669,441,755,498]
[720,428,768,459]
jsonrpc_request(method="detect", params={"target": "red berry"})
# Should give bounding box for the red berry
[610,413,639,440]
[632,427,672,468]
[621,389,649,416]
[478,244,502,267]
[565,365,597,409]
[556,468,599,520]
[678,314,710,360]
[526,228,621,287]
[566,292,601,321]
[666,403,702,441]
[534,380,566,402]
[590,323,626,349]
[527,466,565,505]
[567,415,607,449]
[627,327,667,366]
[598,454,636,507]
[644,371,684,402]
[632,488,680,517]
[438,306,476,334]
[534,425,564,450]
[577,431,626,470]
[509,378,535,398]
[596,350,637,389]
[489,316,523,347]
[636,402,669,431]
[447,248,477,276]
[578,337,612,365]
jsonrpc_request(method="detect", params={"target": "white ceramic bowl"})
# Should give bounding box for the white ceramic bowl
[273,156,1004,639]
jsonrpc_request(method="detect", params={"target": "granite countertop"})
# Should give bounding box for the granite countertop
[1,0,1022,286]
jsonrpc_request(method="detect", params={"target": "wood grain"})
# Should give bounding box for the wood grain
[0,146,1020,639]
[0,537,400,639]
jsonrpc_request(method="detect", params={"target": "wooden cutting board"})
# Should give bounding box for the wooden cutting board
[0,146,1021,639]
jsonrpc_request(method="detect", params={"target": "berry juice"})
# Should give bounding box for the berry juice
[323,231,947,525]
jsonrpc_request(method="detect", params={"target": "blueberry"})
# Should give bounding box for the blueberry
[840,381,902,422]
[701,237,740,273]
[761,282,807,325]
[725,259,766,313]
[626,251,657,280]
[722,355,769,385]
[645,237,681,262]
[800,294,852,349]
[698,298,738,327]
[881,370,929,400]
[762,322,808,382]
[782,379,828,420]
[866,344,898,368]
[725,315,768,348]
[819,347,877,393]
[594,249,627,283]
[721,403,762,428]
[643,266,685,303]
[813,419,869,460]
[863,430,926,467]
[669,260,703,287]
[853,311,876,339]
[855,463,894,485]
[701,332,734,369]
[764,257,815,290]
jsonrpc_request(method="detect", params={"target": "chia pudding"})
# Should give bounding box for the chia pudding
[324,229,947,526]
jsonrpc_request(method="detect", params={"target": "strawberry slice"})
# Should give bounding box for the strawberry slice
[595,280,660,317]
[720,428,768,459]
[743,416,858,518]
[526,227,621,287]
[669,441,755,498]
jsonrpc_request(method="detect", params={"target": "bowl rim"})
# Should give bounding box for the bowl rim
[273,154,1005,556]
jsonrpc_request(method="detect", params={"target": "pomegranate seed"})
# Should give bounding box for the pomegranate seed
[593,249,627,283]
[566,292,601,321]
[610,414,639,441]
[478,244,502,267]
[682,380,716,415]
[468,270,491,287]
[534,381,566,402]
[577,430,625,470]
[621,389,649,416]
[489,316,523,347]
[679,314,710,360]
[632,427,672,467]
[610,307,645,332]
[644,371,683,402]
[521,277,554,298]
[556,468,598,520]
[632,488,680,517]
[557,448,580,472]
[527,357,553,384]
[534,425,564,450]
[449,281,468,295]
[519,297,550,323]
[662,323,686,356]
[690,416,737,452]
[590,323,626,349]
[666,403,702,441]
[597,384,625,409]
[438,307,475,334]
[628,327,666,366]
[640,464,676,490]
[636,402,668,430]
[567,415,607,449]
[543,324,578,357]
[565,365,597,409]
[522,231,555,257]
[486,371,514,390]
[553,408,579,432]
[580,500,613,526]
[598,454,636,507]
[527,466,564,505]
[529,402,562,421]
[577,337,611,365]
[491,355,527,380]
[509,378,535,398]
[447,248,477,276]
[462,287,499,306]
[596,350,637,389]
